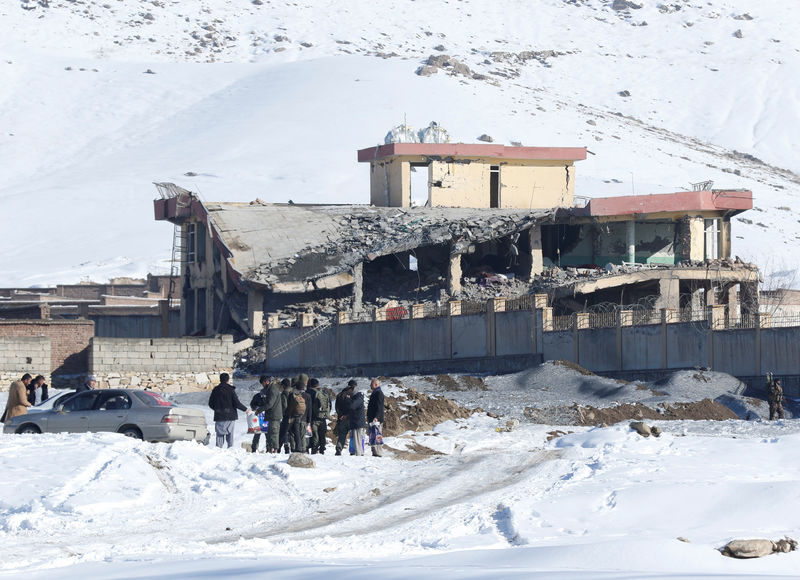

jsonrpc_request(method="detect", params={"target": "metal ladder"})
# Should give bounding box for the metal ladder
[270,320,332,358]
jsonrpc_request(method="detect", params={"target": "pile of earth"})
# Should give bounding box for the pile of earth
[403,361,786,425]
[381,383,475,436]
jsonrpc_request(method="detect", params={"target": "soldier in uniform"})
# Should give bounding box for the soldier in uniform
[767,373,785,421]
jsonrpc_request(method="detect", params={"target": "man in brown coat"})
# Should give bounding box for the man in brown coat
[3,373,33,422]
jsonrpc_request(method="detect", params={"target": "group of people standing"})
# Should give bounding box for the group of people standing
[207,373,385,457]
[1,373,48,422]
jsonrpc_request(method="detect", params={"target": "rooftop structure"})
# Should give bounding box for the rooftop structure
[357,143,587,210]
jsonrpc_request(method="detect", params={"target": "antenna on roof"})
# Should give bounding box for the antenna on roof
[691,180,714,191]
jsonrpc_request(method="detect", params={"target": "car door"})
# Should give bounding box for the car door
[46,391,100,433]
[88,391,132,433]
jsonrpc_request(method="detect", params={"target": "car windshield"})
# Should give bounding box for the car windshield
[132,391,173,407]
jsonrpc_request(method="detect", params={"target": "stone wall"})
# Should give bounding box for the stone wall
[89,335,235,392]
[0,320,94,375]
[0,337,50,389]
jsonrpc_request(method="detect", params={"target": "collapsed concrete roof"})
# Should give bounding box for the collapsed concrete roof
[158,195,554,292]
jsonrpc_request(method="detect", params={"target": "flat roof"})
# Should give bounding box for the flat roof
[159,199,554,289]
[581,190,753,218]
[357,143,587,163]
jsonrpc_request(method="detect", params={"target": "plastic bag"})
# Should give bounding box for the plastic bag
[246,412,260,433]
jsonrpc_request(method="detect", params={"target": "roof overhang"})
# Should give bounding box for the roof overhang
[358,143,587,163]
[569,190,752,221]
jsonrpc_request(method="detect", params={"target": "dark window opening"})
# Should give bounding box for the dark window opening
[186,223,196,263]
[196,222,207,264]
[541,224,582,266]
[490,165,500,208]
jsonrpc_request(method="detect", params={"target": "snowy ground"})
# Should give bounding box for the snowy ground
[2,379,800,578]
[1,0,799,287]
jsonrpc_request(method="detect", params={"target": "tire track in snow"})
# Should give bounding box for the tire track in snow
[208,449,561,544]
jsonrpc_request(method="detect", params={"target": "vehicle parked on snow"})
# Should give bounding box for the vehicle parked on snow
[3,389,209,444]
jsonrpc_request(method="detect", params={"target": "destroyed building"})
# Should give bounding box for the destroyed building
[153,142,756,339]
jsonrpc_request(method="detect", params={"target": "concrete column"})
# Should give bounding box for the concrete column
[159,299,169,338]
[246,288,264,338]
[490,297,506,313]
[704,219,715,259]
[619,310,633,326]
[411,304,425,319]
[529,224,544,279]
[718,218,731,259]
[541,307,553,331]
[534,294,549,309]
[352,263,363,314]
[739,281,759,319]
[654,277,680,311]
[576,312,590,329]
[448,300,462,316]
[448,251,462,296]
[298,313,314,327]
[336,311,349,325]
[660,309,668,370]
[690,284,705,313]
[710,304,725,330]
[626,221,636,264]
[267,314,280,329]
[689,217,705,262]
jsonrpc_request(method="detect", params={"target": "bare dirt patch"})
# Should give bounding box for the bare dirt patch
[524,398,738,425]
[421,374,488,391]
[383,387,474,436]
[383,440,446,461]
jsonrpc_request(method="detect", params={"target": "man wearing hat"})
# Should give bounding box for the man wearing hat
[334,380,356,456]
[76,375,98,393]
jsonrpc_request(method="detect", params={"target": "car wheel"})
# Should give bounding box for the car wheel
[119,426,143,440]
[17,424,41,435]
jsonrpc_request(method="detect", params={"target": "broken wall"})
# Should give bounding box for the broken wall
[429,159,575,209]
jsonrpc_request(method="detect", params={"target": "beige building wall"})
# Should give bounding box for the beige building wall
[429,160,491,207]
[370,156,577,209]
[369,159,409,207]
[498,161,575,209]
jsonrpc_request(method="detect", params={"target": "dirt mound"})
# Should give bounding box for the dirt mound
[420,374,488,391]
[383,386,475,436]
[524,398,738,425]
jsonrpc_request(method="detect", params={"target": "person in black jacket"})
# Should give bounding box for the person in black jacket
[334,381,355,456]
[250,375,282,453]
[348,386,367,456]
[367,378,385,457]
[208,373,248,448]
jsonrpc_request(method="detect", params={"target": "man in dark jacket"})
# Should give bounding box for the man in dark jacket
[334,381,355,455]
[308,378,331,454]
[26,375,46,406]
[367,378,385,457]
[279,378,293,453]
[208,373,248,448]
[250,375,282,452]
[348,385,367,456]
[289,373,313,453]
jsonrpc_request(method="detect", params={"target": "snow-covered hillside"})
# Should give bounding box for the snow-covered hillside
[1,0,798,285]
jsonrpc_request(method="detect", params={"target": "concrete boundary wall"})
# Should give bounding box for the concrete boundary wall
[267,308,800,384]
[89,336,235,392]
[0,337,50,389]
